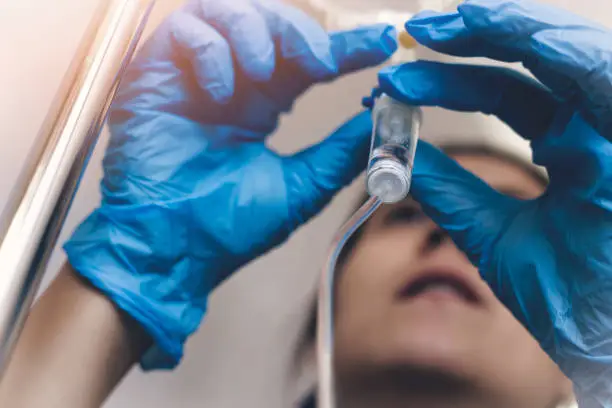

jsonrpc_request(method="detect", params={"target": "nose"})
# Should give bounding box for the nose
[420,219,451,254]
[427,227,447,249]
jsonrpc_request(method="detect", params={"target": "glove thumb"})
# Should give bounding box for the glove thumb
[412,142,517,268]
[284,111,372,228]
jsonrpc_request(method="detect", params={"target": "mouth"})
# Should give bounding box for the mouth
[397,270,481,305]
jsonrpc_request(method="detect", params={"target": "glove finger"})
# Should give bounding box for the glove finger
[328,24,398,79]
[274,24,397,97]
[378,61,559,141]
[112,10,235,107]
[533,28,612,138]
[405,9,575,102]
[283,111,372,227]
[248,24,397,121]
[406,10,524,63]
[190,0,276,82]
[460,0,612,138]
[253,3,396,81]
[167,11,235,104]
[253,0,335,80]
[411,141,517,267]
[407,0,612,137]
[377,61,612,202]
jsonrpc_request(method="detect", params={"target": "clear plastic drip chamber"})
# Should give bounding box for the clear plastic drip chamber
[316,93,423,408]
[367,94,422,203]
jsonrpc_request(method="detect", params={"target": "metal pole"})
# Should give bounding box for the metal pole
[0,0,155,375]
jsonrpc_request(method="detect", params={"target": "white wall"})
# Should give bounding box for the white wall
[0,1,610,407]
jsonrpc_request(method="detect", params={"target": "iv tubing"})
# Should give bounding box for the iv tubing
[317,196,382,408]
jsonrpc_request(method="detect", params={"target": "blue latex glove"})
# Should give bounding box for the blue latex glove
[373,0,612,406]
[64,0,397,369]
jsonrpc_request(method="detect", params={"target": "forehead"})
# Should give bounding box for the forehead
[453,153,544,199]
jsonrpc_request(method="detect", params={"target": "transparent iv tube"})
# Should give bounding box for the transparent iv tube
[367,94,422,203]
[317,196,382,408]
[316,96,423,408]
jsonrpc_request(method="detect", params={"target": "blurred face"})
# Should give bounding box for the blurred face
[334,153,573,408]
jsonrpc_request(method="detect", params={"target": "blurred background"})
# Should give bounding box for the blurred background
[0,0,610,407]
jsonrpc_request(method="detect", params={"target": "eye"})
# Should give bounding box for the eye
[384,205,423,226]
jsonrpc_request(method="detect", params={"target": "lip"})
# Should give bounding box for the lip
[397,268,482,306]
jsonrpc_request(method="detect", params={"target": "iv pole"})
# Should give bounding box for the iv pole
[0,0,156,377]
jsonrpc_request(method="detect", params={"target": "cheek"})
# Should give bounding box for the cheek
[476,305,572,403]
[336,233,416,311]
[333,234,418,362]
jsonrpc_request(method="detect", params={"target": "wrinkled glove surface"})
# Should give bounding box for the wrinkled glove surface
[65,0,396,369]
[374,0,612,406]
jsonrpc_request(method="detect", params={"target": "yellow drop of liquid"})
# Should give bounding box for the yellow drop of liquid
[398,30,418,49]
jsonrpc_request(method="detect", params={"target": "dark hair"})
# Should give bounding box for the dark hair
[296,143,548,353]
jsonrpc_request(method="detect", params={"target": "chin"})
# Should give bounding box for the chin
[380,305,485,372]
[339,329,570,408]
[335,360,497,408]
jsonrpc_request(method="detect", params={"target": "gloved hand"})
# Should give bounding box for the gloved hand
[373,0,612,406]
[64,0,397,369]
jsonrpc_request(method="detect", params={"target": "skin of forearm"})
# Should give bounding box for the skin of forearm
[0,264,151,408]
